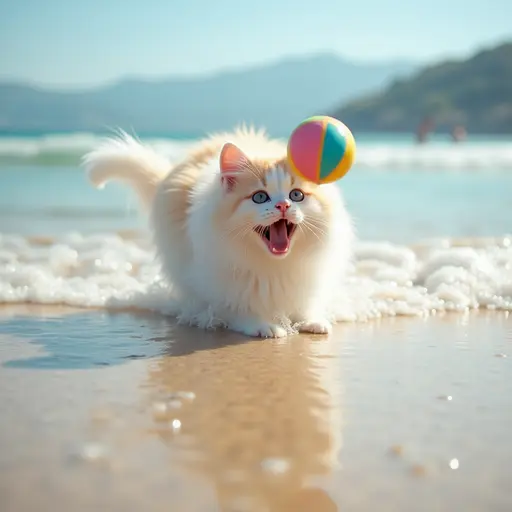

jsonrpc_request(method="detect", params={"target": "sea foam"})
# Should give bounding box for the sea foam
[1,232,510,326]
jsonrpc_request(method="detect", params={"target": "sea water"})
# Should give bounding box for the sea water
[0,132,511,322]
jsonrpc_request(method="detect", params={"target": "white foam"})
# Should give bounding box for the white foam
[0,133,511,170]
[1,232,511,324]
[352,143,512,170]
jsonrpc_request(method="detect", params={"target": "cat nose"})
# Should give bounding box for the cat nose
[275,200,291,212]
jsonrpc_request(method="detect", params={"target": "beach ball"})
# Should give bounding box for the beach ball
[287,115,356,184]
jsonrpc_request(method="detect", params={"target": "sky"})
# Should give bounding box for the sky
[0,0,511,89]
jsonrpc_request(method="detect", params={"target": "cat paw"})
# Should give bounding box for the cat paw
[298,318,332,335]
[231,319,288,338]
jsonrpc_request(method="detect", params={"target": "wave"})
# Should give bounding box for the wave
[0,232,510,325]
[0,133,194,168]
[351,142,512,170]
[0,133,511,170]
[0,206,135,219]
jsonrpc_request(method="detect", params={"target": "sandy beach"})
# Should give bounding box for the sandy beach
[1,305,511,511]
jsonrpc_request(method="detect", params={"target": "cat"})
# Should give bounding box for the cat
[83,126,354,338]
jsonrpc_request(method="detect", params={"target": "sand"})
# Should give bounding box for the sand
[0,307,511,512]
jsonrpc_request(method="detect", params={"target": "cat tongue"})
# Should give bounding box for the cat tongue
[269,219,289,254]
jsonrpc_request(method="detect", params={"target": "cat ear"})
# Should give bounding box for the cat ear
[219,142,248,191]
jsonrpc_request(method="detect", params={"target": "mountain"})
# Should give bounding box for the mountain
[0,54,414,135]
[333,41,512,134]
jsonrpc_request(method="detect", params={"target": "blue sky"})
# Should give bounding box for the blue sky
[1,0,511,88]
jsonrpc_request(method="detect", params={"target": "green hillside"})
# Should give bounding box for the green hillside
[334,41,512,134]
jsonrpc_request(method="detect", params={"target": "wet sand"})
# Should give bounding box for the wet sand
[1,307,511,511]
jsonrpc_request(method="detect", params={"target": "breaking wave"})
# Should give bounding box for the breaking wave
[0,133,511,170]
[1,232,510,327]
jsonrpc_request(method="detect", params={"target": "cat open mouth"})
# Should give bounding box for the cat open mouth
[255,219,297,255]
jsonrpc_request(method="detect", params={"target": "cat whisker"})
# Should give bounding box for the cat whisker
[304,217,330,229]
[225,222,255,241]
[304,226,328,239]
[299,220,327,242]
[224,220,254,233]
[299,223,322,243]
[302,217,329,232]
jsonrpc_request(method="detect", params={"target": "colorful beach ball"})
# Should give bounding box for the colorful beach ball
[287,115,356,184]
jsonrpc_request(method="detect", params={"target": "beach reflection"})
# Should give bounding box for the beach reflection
[145,325,343,511]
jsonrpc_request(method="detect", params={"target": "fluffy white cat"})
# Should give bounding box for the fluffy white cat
[83,127,354,338]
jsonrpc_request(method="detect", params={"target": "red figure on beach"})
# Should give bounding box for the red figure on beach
[415,116,435,144]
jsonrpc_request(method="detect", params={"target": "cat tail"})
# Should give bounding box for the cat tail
[83,131,169,209]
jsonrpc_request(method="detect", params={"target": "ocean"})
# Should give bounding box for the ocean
[0,131,511,317]
[2,131,512,512]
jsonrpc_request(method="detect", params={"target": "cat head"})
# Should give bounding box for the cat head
[212,141,339,261]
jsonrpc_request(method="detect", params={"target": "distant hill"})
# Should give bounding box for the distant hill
[0,54,414,135]
[333,42,512,134]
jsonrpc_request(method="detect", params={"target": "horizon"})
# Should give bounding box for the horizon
[1,0,511,89]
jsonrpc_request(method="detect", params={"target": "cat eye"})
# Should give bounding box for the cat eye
[289,189,305,202]
[252,191,270,204]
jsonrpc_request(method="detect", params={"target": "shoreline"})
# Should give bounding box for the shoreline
[0,302,510,326]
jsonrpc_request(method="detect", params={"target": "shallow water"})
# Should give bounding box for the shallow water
[2,164,512,242]
[1,132,512,242]
[1,307,511,511]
